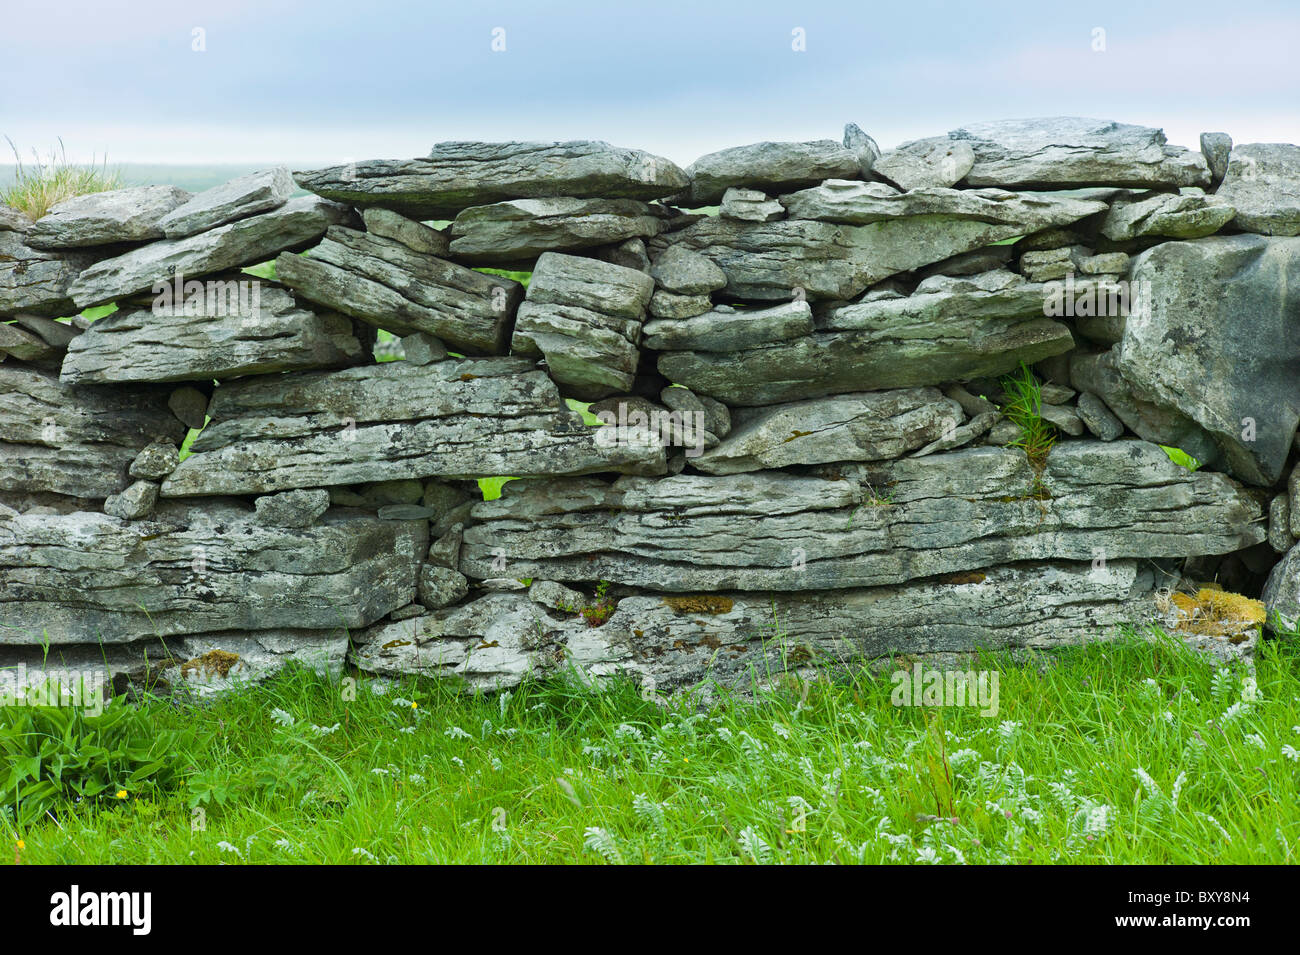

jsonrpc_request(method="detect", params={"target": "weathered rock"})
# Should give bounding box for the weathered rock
[659,272,1073,405]
[511,252,654,400]
[103,479,158,520]
[659,386,730,439]
[1078,251,1129,274]
[643,300,812,353]
[448,197,661,262]
[648,290,712,319]
[1269,495,1294,553]
[11,314,81,350]
[1291,467,1300,539]
[361,207,449,255]
[67,196,355,309]
[461,441,1263,591]
[159,168,295,238]
[682,140,861,206]
[0,232,102,316]
[294,141,689,218]
[277,226,522,354]
[427,522,464,569]
[1116,234,1300,485]
[129,441,179,479]
[418,565,470,610]
[692,389,962,474]
[1039,403,1084,436]
[167,386,209,430]
[718,187,786,222]
[843,123,881,176]
[1070,349,1220,468]
[950,117,1210,189]
[1263,545,1300,633]
[253,488,331,528]
[0,205,30,232]
[1200,132,1233,185]
[655,186,1104,301]
[917,245,1014,279]
[60,282,366,384]
[26,186,191,248]
[160,358,666,496]
[1099,192,1235,241]
[400,331,448,365]
[911,410,998,456]
[1019,246,1089,282]
[0,502,425,644]
[872,137,975,190]
[1215,143,1300,236]
[650,245,728,294]
[0,366,187,499]
[1076,391,1124,441]
[0,321,58,362]
[594,237,652,272]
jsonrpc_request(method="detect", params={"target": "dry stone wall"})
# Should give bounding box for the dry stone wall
[3,116,1298,698]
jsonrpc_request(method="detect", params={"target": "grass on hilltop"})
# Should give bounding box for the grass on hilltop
[4,630,1298,864]
[1,138,123,221]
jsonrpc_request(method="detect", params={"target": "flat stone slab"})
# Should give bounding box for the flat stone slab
[277,226,522,354]
[651,186,1106,300]
[642,301,812,352]
[682,140,862,205]
[0,232,103,316]
[0,366,187,499]
[1215,143,1300,236]
[60,282,366,384]
[448,197,662,263]
[159,167,295,238]
[67,196,355,309]
[1099,192,1235,241]
[25,186,192,248]
[294,141,689,219]
[0,501,425,644]
[949,117,1210,189]
[160,357,666,496]
[1116,234,1300,486]
[460,440,1263,591]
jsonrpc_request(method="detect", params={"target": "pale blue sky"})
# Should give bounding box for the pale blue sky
[3,0,1297,165]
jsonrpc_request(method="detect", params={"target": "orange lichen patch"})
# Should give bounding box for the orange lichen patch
[662,595,734,615]
[179,649,241,678]
[1168,588,1266,638]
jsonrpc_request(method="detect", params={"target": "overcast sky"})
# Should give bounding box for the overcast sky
[3,0,1298,166]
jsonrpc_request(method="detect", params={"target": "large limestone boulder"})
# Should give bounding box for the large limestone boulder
[949,117,1210,189]
[277,226,522,354]
[459,441,1263,591]
[161,357,666,496]
[681,140,862,206]
[0,502,425,644]
[1116,234,1300,486]
[1214,143,1300,236]
[1099,192,1235,241]
[25,186,191,248]
[294,141,689,219]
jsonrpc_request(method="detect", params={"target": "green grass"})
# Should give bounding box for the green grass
[1,139,123,221]
[5,631,1298,864]
[999,362,1057,475]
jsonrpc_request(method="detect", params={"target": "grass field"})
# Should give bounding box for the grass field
[5,630,1297,864]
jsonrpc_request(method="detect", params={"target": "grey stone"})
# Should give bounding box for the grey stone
[103,479,159,520]
[1078,252,1130,274]
[910,411,998,457]
[1115,234,1300,485]
[1291,467,1300,539]
[1100,192,1235,241]
[168,386,209,430]
[400,331,448,365]
[595,237,652,272]
[26,186,191,248]
[160,358,666,496]
[692,389,963,474]
[460,441,1262,591]
[12,314,80,349]
[1039,403,1084,436]
[650,245,728,294]
[1200,132,1233,185]
[872,137,975,191]
[418,564,470,610]
[528,579,588,612]
[1215,143,1300,236]
[294,141,689,218]
[659,386,730,439]
[643,300,812,353]
[0,232,102,316]
[655,186,1105,301]
[60,282,366,384]
[843,123,881,176]
[277,226,522,354]
[1269,495,1293,553]
[1076,392,1124,441]
[428,523,464,569]
[68,196,355,309]
[253,488,331,527]
[0,321,58,362]
[1263,545,1300,633]
[448,197,661,262]
[128,441,179,479]
[718,188,785,222]
[361,207,450,255]
[949,117,1210,189]
[917,245,1014,280]
[159,168,295,238]
[682,140,862,206]
[648,290,712,319]
[1020,246,1089,282]
[0,366,187,499]
[377,504,438,520]
[0,205,30,232]
[0,501,425,644]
